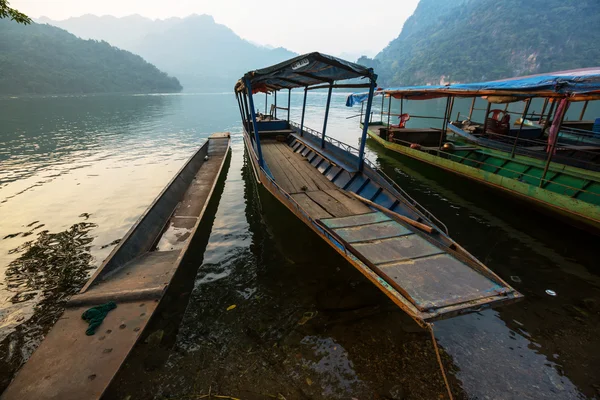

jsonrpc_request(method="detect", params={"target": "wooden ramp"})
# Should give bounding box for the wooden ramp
[319,212,509,312]
[2,133,231,400]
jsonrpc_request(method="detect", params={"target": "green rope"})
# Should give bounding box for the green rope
[81,301,117,335]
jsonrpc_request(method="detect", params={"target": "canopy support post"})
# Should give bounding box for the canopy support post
[540,98,568,187]
[265,92,268,115]
[300,87,308,137]
[579,100,589,121]
[360,102,364,124]
[437,96,451,156]
[242,93,251,133]
[321,83,333,149]
[510,98,531,158]
[539,98,549,121]
[274,91,277,119]
[468,97,476,120]
[400,97,404,116]
[245,78,264,168]
[380,92,385,122]
[482,101,492,135]
[235,93,245,123]
[543,99,557,132]
[287,88,291,122]
[358,80,376,171]
[386,95,392,127]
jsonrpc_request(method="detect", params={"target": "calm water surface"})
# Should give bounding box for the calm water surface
[0,93,599,399]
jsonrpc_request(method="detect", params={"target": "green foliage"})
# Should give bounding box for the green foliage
[0,0,31,24]
[0,20,183,95]
[366,0,600,86]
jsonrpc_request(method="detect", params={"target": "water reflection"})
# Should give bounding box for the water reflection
[0,220,97,392]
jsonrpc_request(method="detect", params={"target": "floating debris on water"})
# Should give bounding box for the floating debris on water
[545,289,557,296]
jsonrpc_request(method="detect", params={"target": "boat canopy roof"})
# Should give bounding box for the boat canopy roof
[346,67,600,106]
[235,52,376,94]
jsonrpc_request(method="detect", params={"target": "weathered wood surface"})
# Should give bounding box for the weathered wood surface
[262,141,369,219]
[320,211,507,313]
[2,133,231,400]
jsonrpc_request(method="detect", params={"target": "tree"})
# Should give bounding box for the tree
[0,0,31,24]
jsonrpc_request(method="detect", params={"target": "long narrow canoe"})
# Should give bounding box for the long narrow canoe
[2,132,231,400]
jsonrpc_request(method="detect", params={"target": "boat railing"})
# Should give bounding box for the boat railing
[389,134,600,201]
[289,120,450,234]
[471,131,600,172]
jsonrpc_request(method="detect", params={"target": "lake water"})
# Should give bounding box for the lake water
[0,92,599,399]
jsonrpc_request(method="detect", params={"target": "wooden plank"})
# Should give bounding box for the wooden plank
[263,144,314,193]
[335,220,412,243]
[305,190,353,218]
[352,235,443,265]
[261,144,297,193]
[349,192,436,234]
[378,254,506,310]
[325,189,371,215]
[273,143,335,191]
[291,193,333,219]
[269,143,320,192]
[321,212,389,229]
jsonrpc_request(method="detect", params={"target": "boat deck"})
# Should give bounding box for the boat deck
[262,141,371,218]
[258,136,518,321]
[2,134,231,400]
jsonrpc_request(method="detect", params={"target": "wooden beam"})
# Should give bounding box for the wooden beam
[306,83,372,91]
[348,192,436,234]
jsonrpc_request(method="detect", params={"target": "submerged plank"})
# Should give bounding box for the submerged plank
[2,134,231,400]
[379,254,506,310]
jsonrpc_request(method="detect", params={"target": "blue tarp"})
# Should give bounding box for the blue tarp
[346,68,600,106]
[236,52,376,93]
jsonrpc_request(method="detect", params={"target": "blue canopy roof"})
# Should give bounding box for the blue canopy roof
[235,52,376,94]
[346,68,600,106]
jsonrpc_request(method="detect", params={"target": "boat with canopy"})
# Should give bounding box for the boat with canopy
[347,68,600,231]
[234,52,521,327]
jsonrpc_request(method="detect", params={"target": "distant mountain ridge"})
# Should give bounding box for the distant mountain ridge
[39,14,297,91]
[358,0,600,86]
[0,20,181,95]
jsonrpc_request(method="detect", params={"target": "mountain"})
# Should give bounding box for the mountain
[0,20,182,95]
[359,0,600,86]
[39,14,297,91]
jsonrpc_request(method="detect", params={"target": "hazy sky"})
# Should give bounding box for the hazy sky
[12,0,419,56]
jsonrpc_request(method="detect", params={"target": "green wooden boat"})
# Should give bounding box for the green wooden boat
[363,122,600,231]
[347,69,600,231]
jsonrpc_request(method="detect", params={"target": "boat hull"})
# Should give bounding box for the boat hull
[2,133,231,400]
[243,130,521,326]
[366,128,600,232]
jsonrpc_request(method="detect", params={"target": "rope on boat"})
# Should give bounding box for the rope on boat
[427,323,454,400]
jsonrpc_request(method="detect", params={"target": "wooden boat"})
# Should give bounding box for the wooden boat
[347,69,600,232]
[2,133,231,400]
[234,53,521,327]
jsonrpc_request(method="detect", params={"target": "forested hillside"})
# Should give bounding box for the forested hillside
[359,0,600,86]
[40,14,297,91]
[0,20,182,95]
